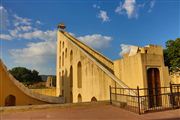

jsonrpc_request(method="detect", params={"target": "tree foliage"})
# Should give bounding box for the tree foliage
[164,38,180,72]
[9,67,42,85]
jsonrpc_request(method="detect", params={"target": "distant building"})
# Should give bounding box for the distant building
[46,76,53,88]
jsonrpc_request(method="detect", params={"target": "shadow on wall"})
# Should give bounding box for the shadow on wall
[60,68,73,103]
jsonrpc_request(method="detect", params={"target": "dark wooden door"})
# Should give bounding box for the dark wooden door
[147,68,162,108]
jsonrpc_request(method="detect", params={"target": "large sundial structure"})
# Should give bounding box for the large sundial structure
[56,24,169,105]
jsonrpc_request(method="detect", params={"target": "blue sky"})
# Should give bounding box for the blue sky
[0,0,179,75]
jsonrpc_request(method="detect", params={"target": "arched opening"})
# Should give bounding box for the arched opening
[70,66,73,88]
[62,52,64,66]
[91,97,97,102]
[147,68,162,108]
[60,41,61,52]
[59,72,61,87]
[78,94,82,103]
[77,62,82,88]
[59,56,61,67]
[62,70,64,86]
[70,50,73,63]
[65,48,67,58]
[5,95,16,106]
[70,92,73,103]
[62,41,64,48]
[62,90,64,97]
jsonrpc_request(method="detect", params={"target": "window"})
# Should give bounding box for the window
[59,72,61,87]
[65,48,67,58]
[60,41,61,52]
[70,66,73,87]
[62,70,64,86]
[62,41,64,48]
[77,62,82,88]
[59,56,61,68]
[62,90,64,96]
[62,52,64,66]
[70,92,73,103]
[78,94,82,102]
[70,50,73,62]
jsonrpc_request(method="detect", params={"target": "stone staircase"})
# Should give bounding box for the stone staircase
[62,31,137,96]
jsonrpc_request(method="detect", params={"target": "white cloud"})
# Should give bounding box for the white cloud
[9,40,56,74]
[115,0,138,19]
[10,26,33,33]
[0,5,9,30]
[98,10,110,22]
[93,4,100,9]
[119,44,132,56]
[115,0,156,18]
[17,30,56,40]
[18,26,32,32]
[36,20,42,25]
[78,34,112,50]
[0,34,12,40]
[3,29,56,41]
[9,29,18,37]
[115,2,124,14]
[0,5,56,74]
[148,0,156,13]
[69,32,75,36]
[8,29,57,75]
[13,14,31,26]
[8,29,57,61]
[150,0,155,8]
[10,40,56,64]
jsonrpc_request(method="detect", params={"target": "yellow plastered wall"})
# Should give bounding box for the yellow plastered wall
[0,61,48,106]
[56,31,170,103]
[30,88,56,97]
[114,45,170,95]
[56,31,116,103]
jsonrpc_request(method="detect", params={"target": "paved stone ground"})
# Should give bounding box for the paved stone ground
[0,104,180,120]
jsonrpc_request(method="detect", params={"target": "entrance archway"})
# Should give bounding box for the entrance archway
[5,95,16,106]
[78,94,82,103]
[147,68,162,108]
[91,97,97,102]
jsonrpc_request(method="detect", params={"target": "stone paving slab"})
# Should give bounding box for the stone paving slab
[0,104,179,120]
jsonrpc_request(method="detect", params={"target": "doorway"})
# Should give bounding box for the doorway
[5,95,16,106]
[147,68,162,108]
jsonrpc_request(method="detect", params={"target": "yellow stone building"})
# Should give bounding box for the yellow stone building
[56,25,170,104]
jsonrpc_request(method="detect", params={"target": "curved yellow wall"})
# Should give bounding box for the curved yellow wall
[0,59,64,106]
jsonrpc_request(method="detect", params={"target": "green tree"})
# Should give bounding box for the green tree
[164,38,180,72]
[9,67,42,85]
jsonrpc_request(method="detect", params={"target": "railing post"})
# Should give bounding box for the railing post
[177,85,180,107]
[115,84,117,101]
[137,86,141,115]
[170,82,174,109]
[109,86,112,104]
